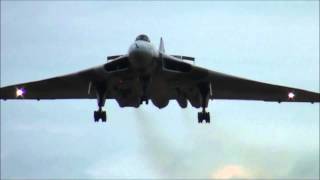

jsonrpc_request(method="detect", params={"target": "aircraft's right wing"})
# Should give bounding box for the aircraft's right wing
[0,68,101,100]
[0,56,131,100]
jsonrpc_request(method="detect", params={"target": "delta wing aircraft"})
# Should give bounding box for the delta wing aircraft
[1,34,319,123]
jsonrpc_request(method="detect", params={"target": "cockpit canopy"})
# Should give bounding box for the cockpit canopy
[135,34,150,42]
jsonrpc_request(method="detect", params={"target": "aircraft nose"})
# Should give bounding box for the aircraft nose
[129,42,153,69]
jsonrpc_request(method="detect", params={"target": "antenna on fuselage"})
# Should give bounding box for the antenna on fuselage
[159,37,165,53]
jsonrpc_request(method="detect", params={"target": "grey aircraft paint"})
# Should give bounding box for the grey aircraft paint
[0,34,319,123]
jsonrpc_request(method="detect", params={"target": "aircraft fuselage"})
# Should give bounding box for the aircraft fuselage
[128,40,157,71]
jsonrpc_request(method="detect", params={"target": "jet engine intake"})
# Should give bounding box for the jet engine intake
[104,57,129,73]
[163,57,192,73]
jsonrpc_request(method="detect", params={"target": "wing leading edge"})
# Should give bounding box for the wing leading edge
[161,56,319,103]
[207,69,320,103]
[0,56,132,100]
[0,68,101,100]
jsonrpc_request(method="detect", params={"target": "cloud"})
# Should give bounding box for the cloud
[211,165,252,179]
[85,153,155,178]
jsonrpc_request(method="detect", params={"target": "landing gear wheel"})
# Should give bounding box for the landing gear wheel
[94,111,99,122]
[198,112,210,123]
[205,112,210,123]
[198,112,204,123]
[140,96,149,105]
[101,111,107,122]
[93,110,107,122]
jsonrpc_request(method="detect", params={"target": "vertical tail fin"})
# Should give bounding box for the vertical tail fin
[159,37,165,53]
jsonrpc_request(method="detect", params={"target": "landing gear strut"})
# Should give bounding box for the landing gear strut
[197,82,211,123]
[94,84,107,123]
[140,76,151,105]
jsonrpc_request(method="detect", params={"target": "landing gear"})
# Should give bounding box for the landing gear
[93,83,107,123]
[94,108,107,122]
[197,82,212,124]
[198,109,210,123]
[140,96,149,105]
[140,76,151,105]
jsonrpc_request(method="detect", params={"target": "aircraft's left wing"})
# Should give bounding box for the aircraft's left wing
[0,67,102,100]
[162,55,320,104]
[206,70,320,103]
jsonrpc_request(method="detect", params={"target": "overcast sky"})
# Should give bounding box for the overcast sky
[1,1,319,179]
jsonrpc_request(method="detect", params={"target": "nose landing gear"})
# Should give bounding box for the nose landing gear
[139,76,151,105]
[140,97,149,105]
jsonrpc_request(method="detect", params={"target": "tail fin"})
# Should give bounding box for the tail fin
[159,37,165,53]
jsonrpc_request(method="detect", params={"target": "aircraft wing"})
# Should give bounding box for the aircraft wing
[0,67,102,100]
[163,56,320,103]
[206,70,319,103]
[0,55,133,100]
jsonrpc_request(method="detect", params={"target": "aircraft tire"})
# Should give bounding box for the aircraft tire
[94,111,100,122]
[101,111,107,122]
[198,112,204,123]
[205,112,210,123]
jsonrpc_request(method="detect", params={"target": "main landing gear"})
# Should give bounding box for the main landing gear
[94,85,107,123]
[197,82,211,124]
[94,107,106,123]
[198,108,210,123]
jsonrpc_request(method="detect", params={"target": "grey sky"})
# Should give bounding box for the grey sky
[1,1,319,179]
